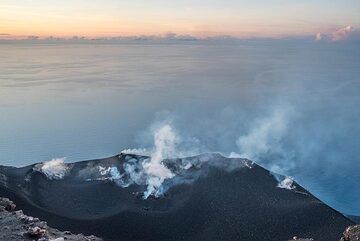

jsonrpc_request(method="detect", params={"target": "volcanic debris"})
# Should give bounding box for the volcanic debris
[0,197,102,241]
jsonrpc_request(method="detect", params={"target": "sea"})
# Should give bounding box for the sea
[0,40,359,215]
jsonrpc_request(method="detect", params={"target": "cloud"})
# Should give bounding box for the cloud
[331,25,354,41]
[27,35,39,40]
[315,25,360,42]
[315,32,323,41]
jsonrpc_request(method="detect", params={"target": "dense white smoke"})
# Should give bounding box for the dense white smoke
[98,166,111,175]
[142,125,178,198]
[115,124,181,198]
[277,176,295,190]
[36,158,69,180]
[121,148,149,156]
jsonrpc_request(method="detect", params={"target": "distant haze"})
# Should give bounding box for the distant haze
[0,0,359,38]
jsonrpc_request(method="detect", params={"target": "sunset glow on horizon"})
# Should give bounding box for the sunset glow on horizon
[1,0,359,39]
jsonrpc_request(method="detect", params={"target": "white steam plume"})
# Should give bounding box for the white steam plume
[36,158,69,180]
[277,176,295,190]
[142,124,177,198]
[120,148,149,156]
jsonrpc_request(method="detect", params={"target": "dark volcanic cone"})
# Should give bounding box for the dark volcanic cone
[0,153,354,241]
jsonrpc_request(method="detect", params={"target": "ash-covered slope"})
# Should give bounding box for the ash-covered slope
[0,153,354,241]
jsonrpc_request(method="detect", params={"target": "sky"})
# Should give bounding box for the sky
[0,0,359,38]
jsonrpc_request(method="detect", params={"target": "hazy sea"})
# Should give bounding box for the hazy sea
[0,41,359,215]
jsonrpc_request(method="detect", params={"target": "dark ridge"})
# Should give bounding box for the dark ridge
[347,216,360,224]
[0,153,354,241]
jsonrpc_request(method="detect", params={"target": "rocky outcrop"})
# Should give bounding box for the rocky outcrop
[0,197,102,241]
[0,197,16,211]
[286,225,360,241]
[340,225,360,241]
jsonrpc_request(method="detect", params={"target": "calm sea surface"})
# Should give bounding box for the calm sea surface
[0,41,359,215]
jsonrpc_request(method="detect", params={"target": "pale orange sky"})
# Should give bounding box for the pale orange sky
[1,0,359,38]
